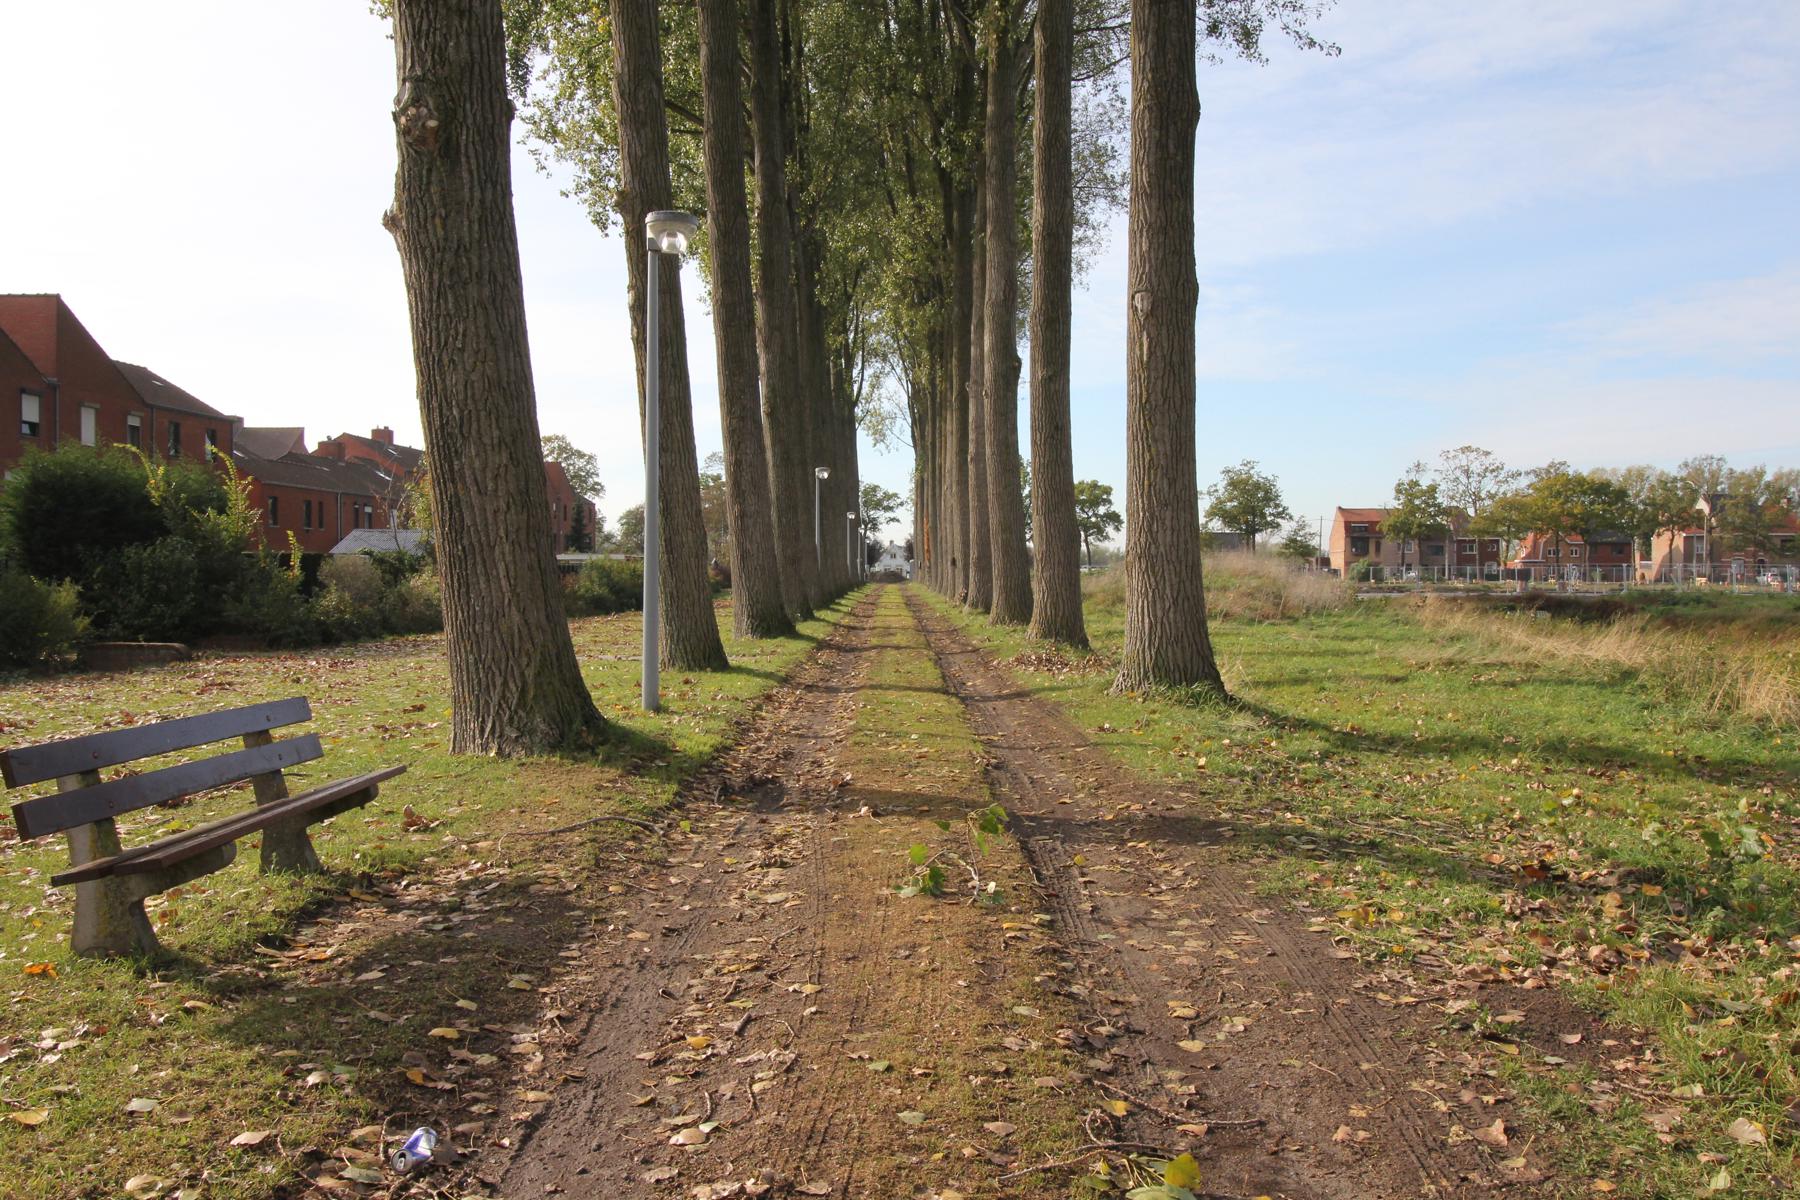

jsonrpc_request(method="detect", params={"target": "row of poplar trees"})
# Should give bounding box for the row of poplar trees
[381,0,1327,756]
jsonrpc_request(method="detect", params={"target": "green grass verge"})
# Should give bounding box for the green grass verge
[0,597,855,1199]
[919,583,1799,1199]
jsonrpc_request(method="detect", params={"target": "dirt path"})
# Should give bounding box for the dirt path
[906,587,1547,1199]
[470,585,1549,1200]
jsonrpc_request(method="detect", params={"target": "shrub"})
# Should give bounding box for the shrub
[0,567,88,670]
[0,445,165,583]
[306,555,443,642]
[1078,552,1349,622]
[569,557,645,616]
[88,537,206,640]
[221,560,319,647]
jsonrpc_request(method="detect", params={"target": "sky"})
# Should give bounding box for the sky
[3,3,1796,546]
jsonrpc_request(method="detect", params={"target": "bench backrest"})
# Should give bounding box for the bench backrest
[2,698,318,840]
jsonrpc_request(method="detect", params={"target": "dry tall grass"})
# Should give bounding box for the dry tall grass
[1418,597,1800,729]
[1081,551,1349,622]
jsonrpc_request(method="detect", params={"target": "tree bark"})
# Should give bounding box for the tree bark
[1114,0,1226,696]
[697,0,793,639]
[948,179,976,603]
[1026,0,1087,648]
[746,0,818,618]
[965,158,992,613]
[384,0,604,755]
[982,2,1032,625]
[611,0,729,671]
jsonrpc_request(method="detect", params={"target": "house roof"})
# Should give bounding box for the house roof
[113,360,238,421]
[236,426,307,459]
[1336,507,1389,523]
[330,528,427,556]
[319,431,425,475]
[232,448,391,496]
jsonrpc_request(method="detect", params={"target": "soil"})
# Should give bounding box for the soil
[452,585,1565,1199]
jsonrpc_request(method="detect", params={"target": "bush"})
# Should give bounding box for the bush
[88,537,206,640]
[1078,551,1349,622]
[568,557,644,616]
[222,562,319,647]
[0,567,88,669]
[0,445,166,584]
[307,555,443,643]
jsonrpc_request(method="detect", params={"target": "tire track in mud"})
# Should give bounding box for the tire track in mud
[907,587,1529,1199]
[488,591,880,1198]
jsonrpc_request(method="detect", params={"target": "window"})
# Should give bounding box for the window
[267,496,279,527]
[19,391,40,437]
[80,406,97,446]
[1350,537,1370,555]
[1546,547,1559,559]
[1350,522,1368,534]
[1458,539,1476,554]
[126,413,142,447]
[206,428,219,451]
[352,504,361,529]
[302,499,313,529]
[168,420,182,457]
[1484,539,1499,553]
[1427,542,1444,556]
[1569,546,1584,559]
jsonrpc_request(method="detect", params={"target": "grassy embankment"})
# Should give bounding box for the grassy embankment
[0,597,854,1200]
[927,555,1799,1198]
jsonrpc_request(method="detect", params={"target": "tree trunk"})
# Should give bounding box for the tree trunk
[697,0,792,639]
[948,179,976,603]
[965,160,992,612]
[384,0,604,755]
[982,3,1032,625]
[1114,0,1225,697]
[746,0,816,620]
[611,0,729,671]
[1026,0,1086,648]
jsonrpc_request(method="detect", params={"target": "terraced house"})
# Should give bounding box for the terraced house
[1327,506,1504,580]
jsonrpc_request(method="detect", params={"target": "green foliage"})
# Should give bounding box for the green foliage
[0,567,88,670]
[1276,519,1319,559]
[898,803,1009,902]
[1385,477,1451,567]
[860,481,905,531]
[1203,460,1291,550]
[614,504,646,555]
[541,432,605,501]
[1073,479,1123,565]
[568,556,645,616]
[0,444,165,583]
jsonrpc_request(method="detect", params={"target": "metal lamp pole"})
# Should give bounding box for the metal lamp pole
[640,210,700,713]
[846,511,857,578]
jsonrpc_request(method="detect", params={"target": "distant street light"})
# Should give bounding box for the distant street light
[814,466,831,571]
[641,209,699,713]
[846,511,858,578]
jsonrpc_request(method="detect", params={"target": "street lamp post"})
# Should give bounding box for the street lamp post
[813,466,830,572]
[846,511,857,578]
[641,209,699,713]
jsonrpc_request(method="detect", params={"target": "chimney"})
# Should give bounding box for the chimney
[372,426,395,445]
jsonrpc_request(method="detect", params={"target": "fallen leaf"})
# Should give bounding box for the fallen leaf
[686,1035,715,1050]
[669,1126,708,1145]
[641,1165,680,1183]
[796,1184,833,1197]
[1472,1118,1508,1147]
[1104,1098,1130,1117]
[230,1129,272,1147]
[1176,1040,1207,1053]
[8,1109,49,1126]
[1163,1153,1202,1188]
[125,1097,159,1114]
[428,1026,461,1040]
[897,1110,927,1125]
[340,1165,384,1184]
[983,1121,1016,1138]
[1727,1117,1767,1146]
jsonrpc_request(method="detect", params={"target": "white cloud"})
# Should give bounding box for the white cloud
[1558,269,1800,364]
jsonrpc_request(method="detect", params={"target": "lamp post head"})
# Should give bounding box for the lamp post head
[815,466,831,481]
[645,210,700,255]
[847,511,857,520]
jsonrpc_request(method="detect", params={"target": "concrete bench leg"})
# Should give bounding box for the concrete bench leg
[257,785,379,874]
[67,820,237,958]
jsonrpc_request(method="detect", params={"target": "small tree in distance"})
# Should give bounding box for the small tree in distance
[615,504,646,555]
[1277,519,1319,561]
[1386,477,1450,574]
[1073,480,1122,567]
[1203,460,1291,553]
[541,433,605,502]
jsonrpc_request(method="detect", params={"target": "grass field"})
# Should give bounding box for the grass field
[927,572,1800,1199]
[0,598,854,1200]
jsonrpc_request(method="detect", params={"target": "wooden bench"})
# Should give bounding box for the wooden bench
[2,697,405,958]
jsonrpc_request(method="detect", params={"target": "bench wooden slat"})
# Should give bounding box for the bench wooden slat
[9,735,324,840]
[50,766,406,886]
[1,697,312,788]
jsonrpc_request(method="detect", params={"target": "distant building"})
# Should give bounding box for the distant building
[1327,506,1503,579]
[1507,530,1635,582]
[0,294,241,475]
[232,433,397,555]
[1643,493,1800,581]
[330,528,429,557]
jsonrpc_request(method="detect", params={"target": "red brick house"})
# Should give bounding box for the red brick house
[543,459,598,553]
[0,295,245,477]
[1328,506,1503,579]
[0,294,171,473]
[231,435,396,555]
[1508,530,1635,581]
